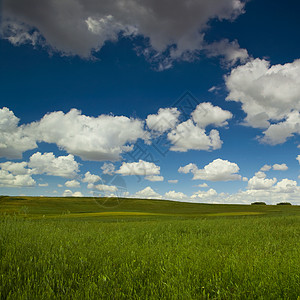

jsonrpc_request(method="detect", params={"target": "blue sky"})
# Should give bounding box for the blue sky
[0,0,300,204]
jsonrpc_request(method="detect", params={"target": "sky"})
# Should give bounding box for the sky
[0,0,300,204]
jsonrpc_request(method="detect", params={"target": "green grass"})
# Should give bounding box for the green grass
[1,196,300,299]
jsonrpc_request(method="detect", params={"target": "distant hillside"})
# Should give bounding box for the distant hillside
[1,196,299,219]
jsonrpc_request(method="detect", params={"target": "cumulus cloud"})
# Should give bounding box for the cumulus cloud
[178,163,198,174]
[0,161,29,175]
[198,183,209,188]
[101,163,115,175]
[27,109,149,161]
[204,39,249,67]
[1,0,247,68]
[65,180,80,188]
[28,152,79,178]
[63,190,84,197]
[273,164,288,171]
[0,107,37,159]
[261,111,300,145]
[145,175,164,182]
[226,58,300,144]
[38,183,48,187]
[179,158,241,181]
[259,163,288,171]
[191,102,232,128]
[229,178,300,204]
[0,157,76,187]
[1,105,228,162]
[191,188,218,199]
[0,169,36,187]
[82,171,101,184]
[0,107,150,162]
[260,164,271,172]
[134,186,162,199]
[247,171,277,190]
[297,155,300,164]
[94,184,118,193]
[116,160,160,176]
[168,120,222,152]
[274,179,298,193]
[167,102,231,152]
[146,108,180,133]
[164,191,188,201]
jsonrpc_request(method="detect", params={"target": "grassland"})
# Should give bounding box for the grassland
[1,196,300,299]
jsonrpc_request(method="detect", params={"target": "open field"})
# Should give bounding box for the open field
[1,196,300,299]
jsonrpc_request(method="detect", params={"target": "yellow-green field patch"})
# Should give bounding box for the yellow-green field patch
[206,212,265,217]
[31,211,166,219]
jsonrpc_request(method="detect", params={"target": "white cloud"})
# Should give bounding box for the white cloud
[191,188,218,200]
[0,107,37,159]
[191,102,232,128]
[168,179,178,184]
[208,86,221,93]
[168,120,222,152]
[274,179,298,193]
[273,164,288,171]
[226,58,300,144]
[204,39,249,66]
[38,183,48,187]
[167,102,231,152]
[27,109,149,161]
[179,158,241,181]
[116,160,160,176]
[0,105,228,163]
[28,152,79,178]
[247,171,277,190]
[260,164,271,172]
[0,108,150,162]
[242,177,248,182]
[65,180,80,188]
[297,155,300,164]
[57,184,63,188]
[261,111,300,145]
[94,184,118,193]
[82,171,101,184]
[0,160,35,187]
[87,183,94,189]
[228,178,300,204]
[0,169,36,187]
[1,0,246,68]
[164,191,188,201]
[134,186,162,199]
[146,108,180,133]
[178,163,198,174]
[145,175,164,182]
[198,183,209,188]
[63,190,84,197]
[0,161,29,175]
[101,163,115,175]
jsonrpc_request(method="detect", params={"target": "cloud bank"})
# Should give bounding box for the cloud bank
[226,58,300,144]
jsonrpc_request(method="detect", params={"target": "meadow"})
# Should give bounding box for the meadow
[1,196,300,299]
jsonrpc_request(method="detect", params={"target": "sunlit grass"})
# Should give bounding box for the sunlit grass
[1,196,300,299]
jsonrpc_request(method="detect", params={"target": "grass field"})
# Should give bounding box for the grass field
[1,196,300,299]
